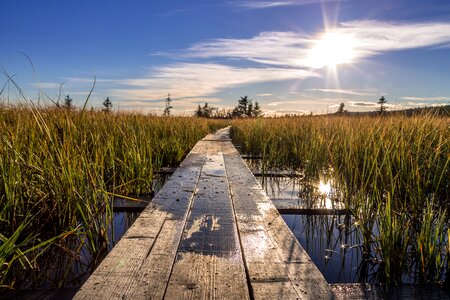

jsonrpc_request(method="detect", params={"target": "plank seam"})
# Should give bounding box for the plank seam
[224,146,312,299]
[161,152,207,299]
[222,142,255,300]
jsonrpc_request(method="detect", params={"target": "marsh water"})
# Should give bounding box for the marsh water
[8,175,169,290]
[257,174,370,283]
[253,165,448,285]
[10,157,446,290]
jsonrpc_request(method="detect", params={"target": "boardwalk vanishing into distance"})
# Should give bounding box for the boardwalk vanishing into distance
[75,127,333,299]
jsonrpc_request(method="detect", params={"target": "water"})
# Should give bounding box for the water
[24,211,142,289]
[255,171,448,285]
[254,173,370,283]
[9,174,169,290]
[282,214,370,283]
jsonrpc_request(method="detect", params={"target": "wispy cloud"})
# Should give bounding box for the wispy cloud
[337,20,450,54]
[116,20,450,112]
[182,20,450,68]
[32,82,61,89]
[118,97,231,115]
[65,77,119,84]
[113,63,318,101]
[229,0,339,9]
[158,9,191,17]
[267,99,338,106]
[257,93,273,97]
[177,97,224,104]
[399,96,450,101]
[307,88,378,96]
[350,101,377,107]
[182,31,312,67]
[265,108,311,116]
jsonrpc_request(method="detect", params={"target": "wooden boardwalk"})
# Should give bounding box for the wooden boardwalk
[74,127,333,299]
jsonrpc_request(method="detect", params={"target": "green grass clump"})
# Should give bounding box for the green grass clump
[0,105,227,288]
[231,114,449,284]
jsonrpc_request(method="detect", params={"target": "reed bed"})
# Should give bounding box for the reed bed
[231,114,450,285]
[0,105,227,288]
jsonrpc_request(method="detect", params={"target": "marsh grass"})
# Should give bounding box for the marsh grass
[231,114,449,284]
[0,105,227,288]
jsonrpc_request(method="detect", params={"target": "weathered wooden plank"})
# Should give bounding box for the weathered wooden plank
[252,170,305,178]
[128,218,189,299]
[74,153,205,299]
[271,198,350,215]
[156,166,178,175]
[164,146,250,299]
[128,157,211,299]
[222,142,334,299]
[112,197,150,212]
[76,126,333,299]
[113,196,351,215]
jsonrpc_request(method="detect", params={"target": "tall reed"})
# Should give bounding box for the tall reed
[0,105,227,288]
[231,114,449,284]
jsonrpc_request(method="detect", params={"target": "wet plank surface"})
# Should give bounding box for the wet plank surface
[74,127,332,299]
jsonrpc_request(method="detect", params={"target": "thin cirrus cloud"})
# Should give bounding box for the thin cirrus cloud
[183,20,450,68]
[265,108,311,116]
[307,88,378,96]
[229,0,340,9]
[267,99,339,106]
[113,63,318,101]
[350,101,378,107]
[119,97,224,111]
[158,9,191,17]
[117,20,450,106]
[399,96,450,101]
[32,82,61,89]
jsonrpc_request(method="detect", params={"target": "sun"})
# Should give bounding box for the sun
[307,31,358,68]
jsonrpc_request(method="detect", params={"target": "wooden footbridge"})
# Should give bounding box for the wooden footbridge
[75,127,333,299]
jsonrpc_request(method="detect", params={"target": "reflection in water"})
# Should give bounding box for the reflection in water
[257,173,345,210]
[18,175,168,289]
[20,211,142,289]
[244,156,449,285]
[259,174,447,284]
[318,180,331,195]
[282,214,373,283]
[255,172,378,283]
[110,211,141,247]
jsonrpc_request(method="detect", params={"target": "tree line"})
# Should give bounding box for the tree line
[59,95,113,112]
[336,96,388,115]
[194,96,263,118]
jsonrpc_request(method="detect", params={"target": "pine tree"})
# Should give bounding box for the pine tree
[337,102,346,114]
[194,102,215,118]
[233,96,250,117]
[64,95,73,109]
[247,102,253,117]
[102,97,113,112]
[252,101,263,117]
[378,96,387,114]
[163,93,173,116]
[194,104,203,117]
[238,96,249,117]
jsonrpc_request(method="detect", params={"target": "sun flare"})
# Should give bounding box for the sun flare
[318,181,331,194]
[308,31,358,68]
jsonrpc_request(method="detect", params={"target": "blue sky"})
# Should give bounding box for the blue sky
[2,0,450,115]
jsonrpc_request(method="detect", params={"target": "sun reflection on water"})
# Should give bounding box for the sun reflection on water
[318,181,332,194]
[318,180,334,209]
